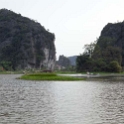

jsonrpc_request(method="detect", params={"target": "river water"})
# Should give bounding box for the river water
[0,74,124,124]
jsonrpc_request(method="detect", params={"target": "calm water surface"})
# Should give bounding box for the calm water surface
[0,74,124,124]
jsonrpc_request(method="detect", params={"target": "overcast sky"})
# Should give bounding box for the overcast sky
[0,0,124,58]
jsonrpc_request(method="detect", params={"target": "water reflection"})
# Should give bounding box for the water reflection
[0,74,124,123]
[97,82,124,124]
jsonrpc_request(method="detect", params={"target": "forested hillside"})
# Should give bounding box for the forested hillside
[77,22,124,72]
[0,9,56,70]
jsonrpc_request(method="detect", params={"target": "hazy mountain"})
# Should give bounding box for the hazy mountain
[68,56,77,66]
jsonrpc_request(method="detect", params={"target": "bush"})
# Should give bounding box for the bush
[109,61,122,73]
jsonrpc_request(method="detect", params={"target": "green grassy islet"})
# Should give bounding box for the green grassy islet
[20,73,85,81]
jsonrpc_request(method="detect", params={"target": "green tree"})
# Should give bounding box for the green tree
[76,54,94,72]
[109,61,122,73]
[83,41,96,58]
[0,61,12,70]
[93,59,107,72]
[97,36,116,49]
[103,46,122,65]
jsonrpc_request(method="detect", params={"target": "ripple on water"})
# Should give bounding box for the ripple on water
[0,74,124,124]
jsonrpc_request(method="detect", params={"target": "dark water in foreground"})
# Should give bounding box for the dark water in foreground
[0,74,124,124]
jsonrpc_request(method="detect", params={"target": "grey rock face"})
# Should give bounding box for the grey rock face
[0,9,56,70]
[98,22,124,47]
[97,22,124,65]
[57,55,71,68]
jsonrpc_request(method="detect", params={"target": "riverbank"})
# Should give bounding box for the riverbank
[0,70,124,81]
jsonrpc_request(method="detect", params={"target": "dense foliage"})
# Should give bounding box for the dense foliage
[76,22,124,73]
[76,42,122,72]
[0,9,55,70]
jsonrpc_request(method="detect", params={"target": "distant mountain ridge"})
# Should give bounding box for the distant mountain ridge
[68,56,77,66]
[57,55,71,68]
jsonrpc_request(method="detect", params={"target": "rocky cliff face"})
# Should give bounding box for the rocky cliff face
[0,9,56,70]
[98,22,124,47]
[96,22,124,65]
[57,55,71,68]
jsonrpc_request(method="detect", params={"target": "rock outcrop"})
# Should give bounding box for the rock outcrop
[95,21,124,65]
[76,21,124,72]
[0,9,56,70]
[57,55,71,68]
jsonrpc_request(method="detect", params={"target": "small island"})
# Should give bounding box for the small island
[20,73,85,81]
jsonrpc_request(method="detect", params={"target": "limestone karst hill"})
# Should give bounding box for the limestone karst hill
[77,21,124,72]
[94,22,124,66]
[0,9,56,70]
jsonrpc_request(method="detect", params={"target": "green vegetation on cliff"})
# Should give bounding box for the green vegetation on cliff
[0,9,56,70]
[77,22,124,73]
